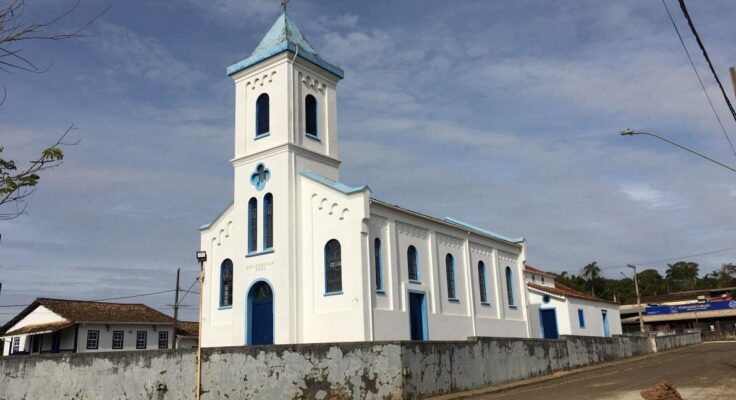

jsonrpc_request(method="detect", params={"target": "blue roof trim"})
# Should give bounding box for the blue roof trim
[300,170,369,195]
[444,217,525,244]
[226,12,344,79]
[199,202,234,231]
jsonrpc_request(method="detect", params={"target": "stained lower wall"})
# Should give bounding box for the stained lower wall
[0,333,700,400]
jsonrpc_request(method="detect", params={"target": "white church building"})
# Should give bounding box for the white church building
[198,11,619,347]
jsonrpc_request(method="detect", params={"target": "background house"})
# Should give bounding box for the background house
[1,298,178,355]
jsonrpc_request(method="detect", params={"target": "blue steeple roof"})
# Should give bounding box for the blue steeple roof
[226,12,344,79]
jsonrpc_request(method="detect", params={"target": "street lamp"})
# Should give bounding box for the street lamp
[195,250,206,400]
[620,129,736,175]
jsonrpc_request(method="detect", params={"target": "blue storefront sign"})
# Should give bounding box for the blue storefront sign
[645,299,736,315]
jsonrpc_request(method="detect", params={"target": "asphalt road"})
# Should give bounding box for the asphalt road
[472,342,736,400]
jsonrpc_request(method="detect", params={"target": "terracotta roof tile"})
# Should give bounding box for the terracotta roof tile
[35,298,174,324]
[523,265,557,278]
[5,320,75,336]
[528,281,619,305]
[175,321,199,337]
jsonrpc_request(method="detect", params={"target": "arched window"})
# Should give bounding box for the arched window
[248,198,257,253]
[478,261,488,304]
[263,193,273,250]
[374,238,383,292]
[446,254,457,299]
[324,239,342,294]
[305,94,318,137]
[220,259,233,308]
[256,93,269,137]
[506,267,516,307]
[407,245,419,281]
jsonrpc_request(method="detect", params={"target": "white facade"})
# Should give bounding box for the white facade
[524,268,622,338]
[1,305,173,356]
[198,12,532,347]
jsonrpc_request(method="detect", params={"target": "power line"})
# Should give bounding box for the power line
[0,289,179,308]
[599,244,736,270]
[177,278,199,307]
[661,0,736,160]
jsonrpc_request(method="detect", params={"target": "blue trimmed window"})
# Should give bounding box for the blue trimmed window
[578,309,586,328]
[256,93,269,137]
[446,254,457,300]
[248,198,257,253]
[374,238,383,292]
[407,246,419,281]
[478,261,488,304]
[325,239,342,294]
[305,94,318,137]
[506,267,516,307]
[220,259,233,307]
[263,193,273,250]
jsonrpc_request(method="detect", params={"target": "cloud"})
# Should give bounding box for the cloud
[181,0,275,27]
[618,184,683,209]
[84,20,205,89]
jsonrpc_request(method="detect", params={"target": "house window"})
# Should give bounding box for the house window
[12,337,19,353]
[256,93,269,136]
[374,238,383,292]
[325,239,342,294]
[112,331,124,349]
[446,254,457,300]
[542,276,545,284]
[158,331,169,349]
[532,275,536,283]
[220,259,233,307]
[86,330,99,350]
[248,197,257,253]
[263,193,273,249]
[506,267,516,307]
[136,331,147,349]
[578,309,586,328]
[305,94,318,137]
[407,245,419,281]
[478,261,488,304]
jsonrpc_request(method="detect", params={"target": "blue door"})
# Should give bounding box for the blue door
[602,310,610,337]
[248,282,273,345]
[540,309,559,339]
[409,293,427,340]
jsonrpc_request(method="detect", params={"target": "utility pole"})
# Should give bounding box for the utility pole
[195,251,207,400]
[730,67,736,99]
[628,264,645,333]
[172,268,180,349]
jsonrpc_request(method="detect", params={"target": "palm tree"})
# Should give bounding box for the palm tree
[582,262,601,296]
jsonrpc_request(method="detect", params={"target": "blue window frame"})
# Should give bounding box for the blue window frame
[256,93,269,137]
[578,309,586,328]
[248,197,257,253]
[407,246,419,281]
[506,267,516,307]
[325,239,342,294]
[220,259,233,308]
[374,238,383,292]
[305,94,318,137]
[446,254,457,300]
[478,261,489,304]
[263,193,273,250]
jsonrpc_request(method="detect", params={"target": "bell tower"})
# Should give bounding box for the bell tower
[227,10,344,180]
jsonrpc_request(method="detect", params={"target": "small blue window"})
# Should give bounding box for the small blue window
[407,246,419,281]
[478,261,488,304]
[325,239,342,294]
[263,193,273,250]
[248,198,257,253]
[374,238,383,292]
[446,254,457,300]
[256,93,269,137]
[220,259,233,307]
[506,267,515,307]
[305,94,318,137]
[578,309,586,328]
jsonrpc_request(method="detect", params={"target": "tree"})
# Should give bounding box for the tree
[0,0,98,219]
[582,261,602,296]
[665,261,699,292]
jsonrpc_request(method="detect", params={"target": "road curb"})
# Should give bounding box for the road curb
[427,343,707,400]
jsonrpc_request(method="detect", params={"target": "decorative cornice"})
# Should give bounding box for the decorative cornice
[470,243,494,256]
[437,233,463,248]
[244,71,277,90]
[396,221,427,239]
[499,251,517,263]
[231,143,341,169]
[300,72,326,93]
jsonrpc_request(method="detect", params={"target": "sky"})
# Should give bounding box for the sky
[2,0,736,324]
